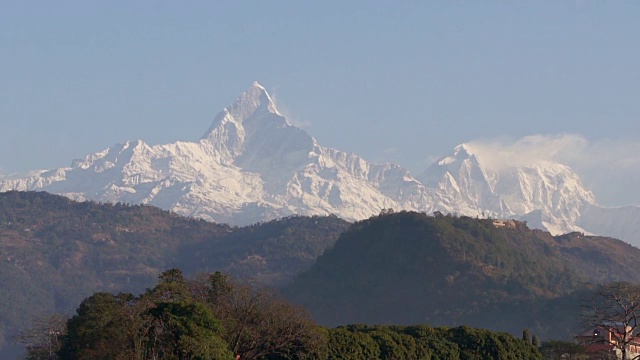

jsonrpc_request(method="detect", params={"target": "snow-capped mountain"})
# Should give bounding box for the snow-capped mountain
[2,82,639,245]
[420,143,597,235]
[0,82,433,225]
[420,142,640,243]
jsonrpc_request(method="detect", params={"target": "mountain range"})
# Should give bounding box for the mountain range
[2,82,639,245]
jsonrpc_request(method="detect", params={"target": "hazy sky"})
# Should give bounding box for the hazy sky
[1,2,639,206]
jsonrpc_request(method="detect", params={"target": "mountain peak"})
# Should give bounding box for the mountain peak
[201,82,284,141]
[250,80,266,91]
[435,143,476,167]
[453,143,472,155]
[228,81,280,119]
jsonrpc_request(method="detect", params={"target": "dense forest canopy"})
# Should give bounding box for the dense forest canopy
[17,269,544,360]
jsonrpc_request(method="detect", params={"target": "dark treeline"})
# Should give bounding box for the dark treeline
[17,269,543,360]
[323,324,542,360]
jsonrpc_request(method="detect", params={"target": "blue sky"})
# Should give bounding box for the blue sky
[1,2,639,205]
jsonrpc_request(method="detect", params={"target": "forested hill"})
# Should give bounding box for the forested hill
[285,211,640,339]
[0,191,349,357]
[3,192,640,357]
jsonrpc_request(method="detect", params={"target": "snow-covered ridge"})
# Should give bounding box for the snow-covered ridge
[1,82,639,245]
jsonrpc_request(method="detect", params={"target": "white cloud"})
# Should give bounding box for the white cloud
[464,134,640,206]
[269,92,312,128]
[464,134,588,171]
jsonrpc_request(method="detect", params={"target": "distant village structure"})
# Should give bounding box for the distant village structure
[492,219,517,229]
[576,325,640,360]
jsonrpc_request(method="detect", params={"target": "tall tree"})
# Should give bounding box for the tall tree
[14,313,66,360]
[523,329,531,344]
[195,272,325,359]
[581,282,640,360]
[149,268,192,303]
[146,301,231,360]
[532,334,540,348]
[57,292,130,360]
[56,270,232,360]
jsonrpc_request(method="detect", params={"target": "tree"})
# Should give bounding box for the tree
[30,269,321,360]
[523,328,531,344]
[57,292,130,360]
[540,340,587,360]
[581,282,640,360]
[14,313,66,360]
[532,334,541,348]
[146,301,231,360]
[56,271,232,360]
[135,269,231,359]
[149,268,191,303]
[194,272,326,359]
[57,291,165,360]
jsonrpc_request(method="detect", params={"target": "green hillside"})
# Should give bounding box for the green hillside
[3,192,640,358]
[285,211,640,339]
[0,191,349,357]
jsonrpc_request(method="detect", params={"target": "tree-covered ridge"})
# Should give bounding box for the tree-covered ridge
[45,269,322,360]
[19,269,542,360]
[324,324,542,360]
[0,191,349,358]
[178,214,350,284]
[286,211,640,339]
[4,192,640,357]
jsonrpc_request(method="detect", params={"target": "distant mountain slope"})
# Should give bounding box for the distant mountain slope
[0,191,349,358]
[285,211,640,339]
[421,144,596,235]
[1,82,639,244]
[577,203,640,243]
